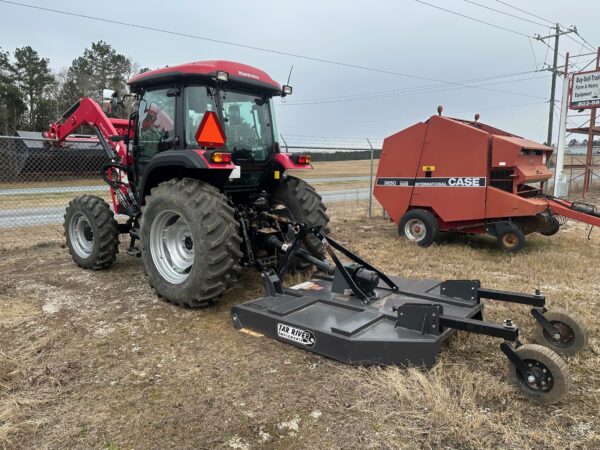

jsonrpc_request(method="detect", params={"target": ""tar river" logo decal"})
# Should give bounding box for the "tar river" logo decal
[277,323,316,348]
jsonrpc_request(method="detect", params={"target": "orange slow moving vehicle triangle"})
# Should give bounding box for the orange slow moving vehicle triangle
[195,111,226,147]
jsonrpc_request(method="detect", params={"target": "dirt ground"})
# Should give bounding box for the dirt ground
[1,205,599,449]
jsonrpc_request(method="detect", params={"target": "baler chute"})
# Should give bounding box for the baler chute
[374,112,600,252]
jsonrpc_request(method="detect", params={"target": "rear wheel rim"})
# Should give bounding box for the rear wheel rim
[405,219,426,241]
[150,210,194,284]
[69,212,94,258]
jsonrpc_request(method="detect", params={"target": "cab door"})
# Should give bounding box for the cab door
[133,87,177,180]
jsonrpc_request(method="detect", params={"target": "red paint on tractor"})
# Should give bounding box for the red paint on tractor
[128,60,281,90]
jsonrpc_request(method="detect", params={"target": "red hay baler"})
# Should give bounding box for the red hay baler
[374,112,600,252]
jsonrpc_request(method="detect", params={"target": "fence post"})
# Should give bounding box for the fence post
[366,138,374,218]
[280,134,289,153]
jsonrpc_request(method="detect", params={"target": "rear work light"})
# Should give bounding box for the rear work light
[296,154,311,165]
[211,152,232,164]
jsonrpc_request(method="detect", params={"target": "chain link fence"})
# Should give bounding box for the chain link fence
[0,134,384,246]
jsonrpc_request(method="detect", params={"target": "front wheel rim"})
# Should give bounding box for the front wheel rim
[405,219,426,241]
[149,210,194,284]
[69,212,94,258]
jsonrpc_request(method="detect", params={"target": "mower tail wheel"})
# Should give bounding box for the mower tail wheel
[398,209,439,247]
[506,344,570,405]
[498,226,525,253]
[533,308,588,357]
[64,195,119,270]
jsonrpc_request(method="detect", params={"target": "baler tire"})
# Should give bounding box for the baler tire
[272,175,330,270]
[64,195,119,270]
[140,178,242,308]
[532,308,588,357]
[539,215,560,236]
[398,209,439,247]
[498,227,525,253]
[506,344,569,404]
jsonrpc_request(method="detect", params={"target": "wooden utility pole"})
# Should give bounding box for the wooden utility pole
[535,25,577,146]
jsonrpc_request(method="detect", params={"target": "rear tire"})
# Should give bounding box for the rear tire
[272,176,330,269]
[398,209,439,247]
[505,344,570,404]
[498,226,525,253]
[140,178,242,307]
[64,195,119,270]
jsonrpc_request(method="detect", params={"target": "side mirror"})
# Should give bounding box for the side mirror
[282,85,293,96]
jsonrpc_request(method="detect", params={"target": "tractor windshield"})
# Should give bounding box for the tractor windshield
[218,89,275,162]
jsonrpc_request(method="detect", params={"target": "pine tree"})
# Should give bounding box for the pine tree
[12,46,56,129]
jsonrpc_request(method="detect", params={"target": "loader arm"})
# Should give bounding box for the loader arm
[44,97,128,161]
[44,97,136,214]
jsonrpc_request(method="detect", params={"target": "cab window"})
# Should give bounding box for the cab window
[136,88,176,164]
[185,86,218,145]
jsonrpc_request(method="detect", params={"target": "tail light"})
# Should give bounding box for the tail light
[211,152,232,164]
[296,154,311,165]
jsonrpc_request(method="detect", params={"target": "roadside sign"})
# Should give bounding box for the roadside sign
[569,69,600,109]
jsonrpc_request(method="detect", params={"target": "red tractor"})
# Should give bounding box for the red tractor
[48,60,329,306]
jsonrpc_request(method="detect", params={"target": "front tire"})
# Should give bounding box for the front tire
[64,195,119,270]
[140,178,242,308]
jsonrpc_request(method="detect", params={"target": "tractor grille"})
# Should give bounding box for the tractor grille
[490,169,514,192]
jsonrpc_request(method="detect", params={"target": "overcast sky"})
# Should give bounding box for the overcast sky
[1,0,599,145]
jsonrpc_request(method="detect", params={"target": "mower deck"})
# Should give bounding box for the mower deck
[232,275,483,367]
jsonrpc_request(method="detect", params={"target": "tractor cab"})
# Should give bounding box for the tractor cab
[127,61,297,200]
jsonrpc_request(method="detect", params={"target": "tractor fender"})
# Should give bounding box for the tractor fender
[138,150,232,203]
[274,153,313,170]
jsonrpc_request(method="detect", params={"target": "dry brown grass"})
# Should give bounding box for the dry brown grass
[0,197,599,448]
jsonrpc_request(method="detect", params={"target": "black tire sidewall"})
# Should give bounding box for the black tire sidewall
[498,227,525,253]
[64,196,118,269]
[398,209,439,247]
[140,179,241,306]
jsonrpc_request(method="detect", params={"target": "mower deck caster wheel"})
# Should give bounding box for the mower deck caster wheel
[498,227,525,253]
[533,308,588,357]
[398,209,439,247]
[506,344,570,405]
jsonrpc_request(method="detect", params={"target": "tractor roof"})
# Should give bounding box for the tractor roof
[128,60,281,92]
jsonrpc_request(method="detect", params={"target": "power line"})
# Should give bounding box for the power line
[494,0,554,26]
[414,0,531,37]
[565,33,595,53]
[282,70,540,104]
[462,0,548,28]
[573,31,597,53]
[283,101,549,129]
[494,0,597,53]
[280,75,550,107]
[0,0,545,96]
